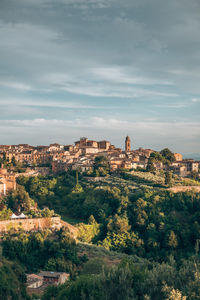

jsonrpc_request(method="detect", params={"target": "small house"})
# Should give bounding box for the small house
[38,271,70,285]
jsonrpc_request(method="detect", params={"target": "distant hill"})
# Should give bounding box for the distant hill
[183,153,200,160]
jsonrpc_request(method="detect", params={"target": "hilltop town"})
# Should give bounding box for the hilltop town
[0,136,200,299]
[0,136,199,198]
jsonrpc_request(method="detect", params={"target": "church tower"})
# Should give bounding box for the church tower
[125,136,131,152]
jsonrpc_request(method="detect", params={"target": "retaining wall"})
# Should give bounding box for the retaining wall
[0,217,62,234]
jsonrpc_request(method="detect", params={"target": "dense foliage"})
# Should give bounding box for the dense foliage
[7,185,35,212]
[0,258,28,300]
[42,255,200,300]
[2,228,80,273]
[1,169,199,299]
[16,172,200,262]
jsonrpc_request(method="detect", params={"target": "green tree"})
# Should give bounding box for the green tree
[0,258,28,300]
[165,171,173,187]
[88,215,96,225]
[150,152,164,162]
[0,207,12,220]
[7,185,34,212]
[93,156,109,176]
[190,171,199,181]
[107,214,131,233]
[146,158,156,172]
[160,148,175,164]
[72,171,83,193]
[167,231,178,249]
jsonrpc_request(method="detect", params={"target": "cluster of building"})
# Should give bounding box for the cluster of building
[170,159,199,177]
[52,136,156,173]
[0,137,154,172]
[0,137,199,182]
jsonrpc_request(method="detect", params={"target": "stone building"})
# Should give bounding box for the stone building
[48,143,64,152]
[75,137,111,152]
[38,271,70,285]
[174,153,183,161]
[98,140,111,151]
[171,160,199,177]
[81,147,99,155]
[0,166,16,196]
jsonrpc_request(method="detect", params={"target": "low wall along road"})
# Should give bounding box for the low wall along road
[0,217,78,237]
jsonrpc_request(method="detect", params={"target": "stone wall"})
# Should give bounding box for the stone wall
[0,217,62,234]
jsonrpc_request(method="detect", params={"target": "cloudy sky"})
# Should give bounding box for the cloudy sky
[0,0,200,154]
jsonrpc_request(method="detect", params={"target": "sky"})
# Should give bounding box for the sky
[0,0,200,154]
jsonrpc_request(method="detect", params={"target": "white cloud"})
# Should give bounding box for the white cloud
[0,81,32,91]
[0,117,199,137]
[61,84,178,98]
[192,98,200,103]
[155,102,189,108]
[0,0,200,152]
[0,117,199,152]
[44,72,178,98]
[91,67,173,86]
[0,98,103,109]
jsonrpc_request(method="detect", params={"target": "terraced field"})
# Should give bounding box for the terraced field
[82,171,200,192]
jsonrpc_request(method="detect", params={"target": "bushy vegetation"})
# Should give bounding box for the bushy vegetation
[16,172,200,262]
[42,255,200,300]
[0,184,58,220]
[2,228,80,273]
[121,170,166,187]
[0,205,12,220]
[7,185,35,212]
[77,216,100,243]
[121,170,200,187]
[0,258,28,300]
[1,169,200,299]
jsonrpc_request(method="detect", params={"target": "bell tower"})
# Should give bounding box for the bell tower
[125,136,131,152]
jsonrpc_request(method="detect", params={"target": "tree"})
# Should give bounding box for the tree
[88,215,96,225]
[190,171,199,181]
[72,171,83,193]
[0,259,28,300]
[162,284,187,300]
[167,231,178,249]
[0,207,12,221]
[165,171,173,187]
[160,148,175,164]
[11,156,17,166]
[146,158,156,172]
[71,183,83,194]
[150,152,164,162]
[7,185,34,212]
[107,214,131,233]
[93,156,109,176]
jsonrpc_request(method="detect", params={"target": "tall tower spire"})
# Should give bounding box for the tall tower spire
[125,136,131,152]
